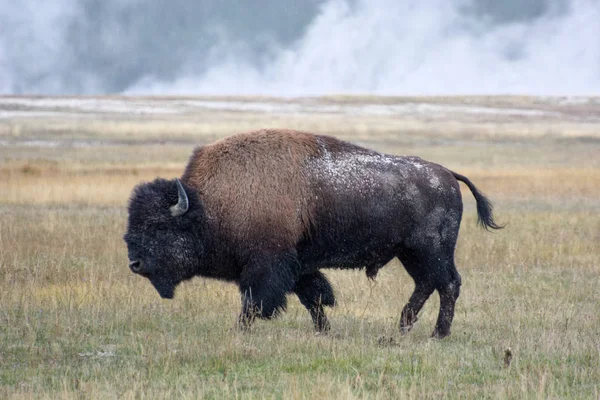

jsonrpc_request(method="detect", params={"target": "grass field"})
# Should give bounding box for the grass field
[1,96,599,399]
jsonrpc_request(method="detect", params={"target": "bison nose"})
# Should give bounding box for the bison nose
[129,260,143,273]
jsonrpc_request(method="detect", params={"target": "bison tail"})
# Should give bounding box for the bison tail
[451,171,504,231]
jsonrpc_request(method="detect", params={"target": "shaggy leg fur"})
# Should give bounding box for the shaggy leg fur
[238,251,299,329]
[294,271,336,332]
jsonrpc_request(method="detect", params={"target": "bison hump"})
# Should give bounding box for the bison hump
[182,129,320,249]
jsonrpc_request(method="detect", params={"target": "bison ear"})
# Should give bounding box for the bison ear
[170,179,189,217]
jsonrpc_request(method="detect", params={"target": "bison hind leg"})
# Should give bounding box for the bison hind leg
[399,279,435,334]
[294,271,335,332]
[397,246,462,338]
[432,266,462,339]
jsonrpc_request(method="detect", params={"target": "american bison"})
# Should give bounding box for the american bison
[124,129,501,338]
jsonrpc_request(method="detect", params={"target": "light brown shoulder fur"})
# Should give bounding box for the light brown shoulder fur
[182,129,321,250]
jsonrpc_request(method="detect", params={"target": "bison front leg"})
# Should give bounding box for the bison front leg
[294,271,336,333]
[237,252,299,330]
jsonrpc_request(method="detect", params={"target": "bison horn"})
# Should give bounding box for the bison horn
[170,178,189,217]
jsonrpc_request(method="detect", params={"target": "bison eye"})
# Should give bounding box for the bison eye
[129,260,143,273]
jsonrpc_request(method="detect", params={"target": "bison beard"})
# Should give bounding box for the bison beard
[124,129,502,338]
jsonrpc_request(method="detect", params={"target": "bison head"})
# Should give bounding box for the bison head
[124,178,204,299]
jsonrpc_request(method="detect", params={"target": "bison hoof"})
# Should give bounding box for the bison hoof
[400,316,417,335]
[400,324,413,335]
[431,329,451,339]
[399,312,418,335]
[315,320,331,334]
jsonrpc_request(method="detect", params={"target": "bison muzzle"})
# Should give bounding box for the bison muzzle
[124,129,502,338]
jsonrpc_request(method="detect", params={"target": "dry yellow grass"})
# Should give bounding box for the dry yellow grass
[0,96,599,399]
[0,164,180,206]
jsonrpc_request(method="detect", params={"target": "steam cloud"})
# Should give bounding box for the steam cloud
[1,0,599,95]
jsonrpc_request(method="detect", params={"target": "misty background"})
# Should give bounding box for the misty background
[1,0,598,96]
